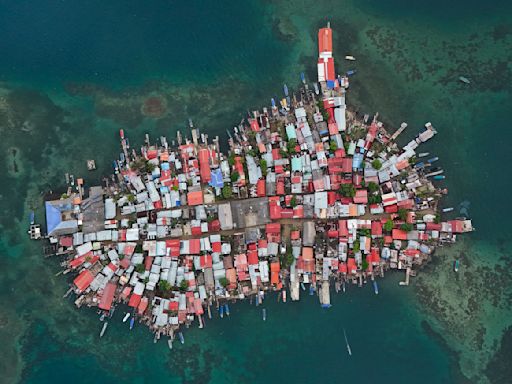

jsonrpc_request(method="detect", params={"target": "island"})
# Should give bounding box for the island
[31,23,473,345]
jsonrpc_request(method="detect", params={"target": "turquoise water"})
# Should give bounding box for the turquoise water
[1,1,511,383]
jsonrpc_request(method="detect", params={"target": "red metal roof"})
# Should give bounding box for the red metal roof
[266,223,281,234]
[318,27,333,53]
[73,269,94,292]
[256,179,266,197]
[98,282,116,311]
[187,191,204,206]
[198,148,211,182]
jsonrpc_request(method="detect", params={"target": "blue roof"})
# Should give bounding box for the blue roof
[45,201,62,235]
[208,168,224,188]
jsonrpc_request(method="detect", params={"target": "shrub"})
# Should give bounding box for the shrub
[371,159,382,170]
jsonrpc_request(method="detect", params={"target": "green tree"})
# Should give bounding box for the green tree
[371,159,382,170]
[338,183,356,198]
[280,249,295,270]
[290,196,297,207]
[434,214,441,224]
[145,161,156,173]
[260,159,268,177]
[219,277,229,288]
[230,171,240,182]
[279,148,288,158]
[367,182,379,194]
[383,219,394,232]
[135,263,145,274]
[222,185,233,199]
[398,208,408,221]
[287,139,297,154]
[179,279,189,292]
[127,194,136,203]
[228,153,235,166]
[400,223,414,232]
[159,280,171,292]
[361,259,369,271]
[329,141,337,152]
[353,240,361,253]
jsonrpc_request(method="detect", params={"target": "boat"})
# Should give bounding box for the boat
[29,211,35,225]
[342,282,346,293]
[433,175,446,180]
[283,84,289,97]
[178,332,185,344]
[262,308,267,321]
[442,207,454,213]
[343,328,352,356]
[224,303,230,316]
[300,282,306,291]
[271,98,276,108]
[346,69,357,76]
[99,313,106,322]
[300,72,306,83]
[219,304,224,318]
[100,322,108,338]
[345,55,356,61]
[309,285,315,296]
[282,290,287,303]
[119,129,124,139]
[454,259,460,272]
[122,313,130,323]
[459,76,471,84]
[313,83,319,95]
[427,156,439,163]
[373,280,379,295]
[418,152,429,158]
[129,317,135,330]
[168,338,173,350]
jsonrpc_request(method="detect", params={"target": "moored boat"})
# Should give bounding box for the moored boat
[454,259,460,272]
[224,303,230,316]
[427,156,439,163]
[219,304,224,318]
[300,282,306,291]
[283,84,289,96]
[262,308,266,321]
[122,312,130,323]
[373,281,379,295]
[100,322,108,338]
[282,290,287,303]
[129,317,135,330]
[345,55,356,61]
[346,69,356,76]
[433,175,446,180]
[29,211,35,225]
[300,72,306,83]
[178,332,185,344]
[313,83,319,95]
[168,338,173,350]
[418,152,430,158]
[442,207,454,213]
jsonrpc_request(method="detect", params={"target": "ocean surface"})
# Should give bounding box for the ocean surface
[1,1,511,383]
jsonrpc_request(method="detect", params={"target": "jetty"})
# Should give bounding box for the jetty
[32,22,473,341]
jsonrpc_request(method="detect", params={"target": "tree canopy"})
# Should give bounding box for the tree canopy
[371,158,382,170]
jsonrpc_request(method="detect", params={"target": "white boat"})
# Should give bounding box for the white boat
[418,152,429,158]
[100,322,108,338]
[345,55,356,61]
[262,308,267,321]
[282,290,287,303]
[313,83,319,95]
[459,76,471,84]
[442,207,454,213]
[122,313,130,323]
[168,338,173,350]
[178,332,185,344]
[343,328,352,356]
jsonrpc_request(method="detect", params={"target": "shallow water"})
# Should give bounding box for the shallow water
[0,1,511,383]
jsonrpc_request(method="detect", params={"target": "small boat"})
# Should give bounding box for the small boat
[129,317,135,330]
[414,161,425,169]
[454,259,460,272]
[271,98,276,108]
[418,152,430,158]
[309,285,315,296]
[433,175,446,180]
[99,313,106,322]
[459,76,471,84]
[343,328,352,356]
[283,84,289,97]
[29,211,35,225]
[282,290,287,303]
[224,303,230,316]
[427,156,439,164]
[345,55,356,61]
[100,322,108,338]
[219,304,224,318]
[346,69,357,76]
[300,72,306,83]
[300,282,306,291]
[122,313,130,323]
[313,83,319,95]
[178,332,185,345]
[373,281,379,295]
[168,338,173,350]
[342,282,346,293]
[119,129,124,139]
[262,308,267,321]
[442,207,454,213]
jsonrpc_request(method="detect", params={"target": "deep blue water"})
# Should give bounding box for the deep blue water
[0,1,511,383]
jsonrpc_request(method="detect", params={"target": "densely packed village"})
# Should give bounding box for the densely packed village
[36,24,473,342]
